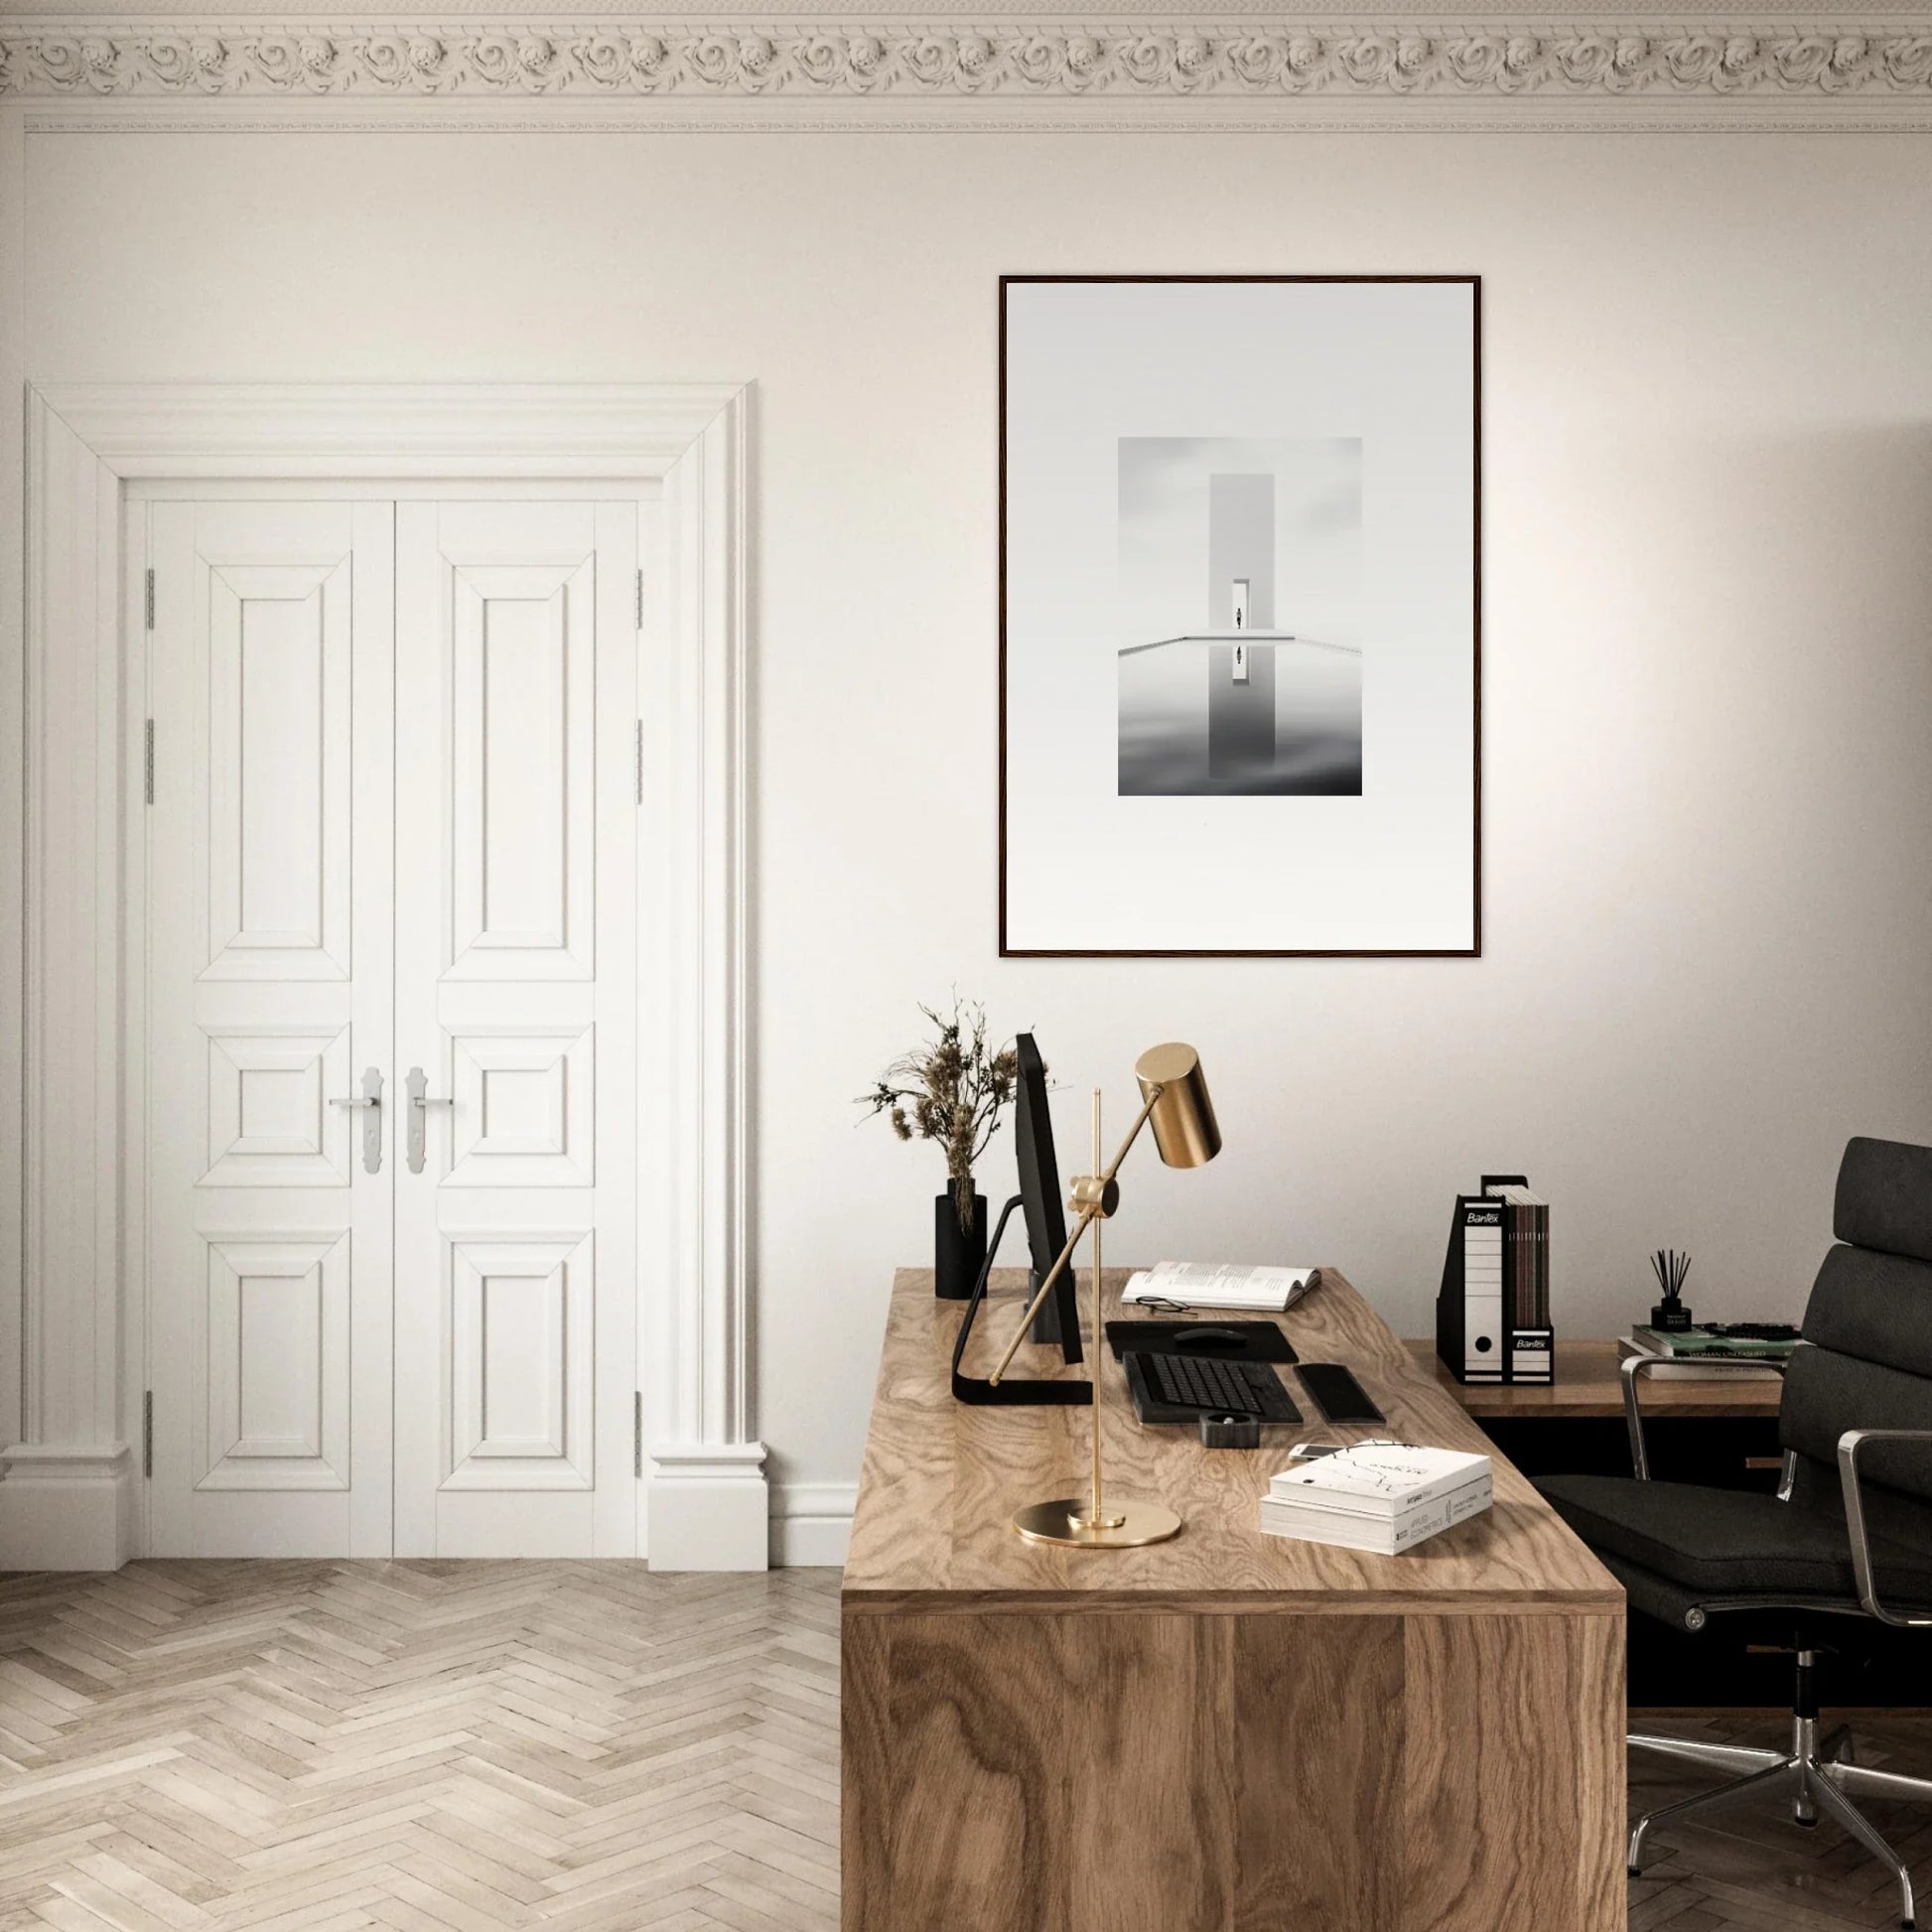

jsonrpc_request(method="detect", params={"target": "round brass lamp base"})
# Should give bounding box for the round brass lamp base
[1012,1497,1182,1549]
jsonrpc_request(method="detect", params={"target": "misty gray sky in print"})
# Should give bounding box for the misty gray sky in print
[1118,437,1362,649]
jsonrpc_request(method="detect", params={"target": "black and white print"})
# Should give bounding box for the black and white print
[1001,276,1478,955]
[1117,438,1362,797]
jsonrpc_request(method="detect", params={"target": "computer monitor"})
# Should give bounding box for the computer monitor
[948,1031,1090,1405]
[1013,1034,1083,1363]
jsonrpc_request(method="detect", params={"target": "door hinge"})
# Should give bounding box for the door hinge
[142,1390,153,1478]
[635,567,644,630]
[634,720,644,806]
[144,568,155,631]
[633,1392,643,1479]
[144,720,155,805]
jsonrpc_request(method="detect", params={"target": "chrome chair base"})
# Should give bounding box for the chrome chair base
[1629,1710,1932,1929]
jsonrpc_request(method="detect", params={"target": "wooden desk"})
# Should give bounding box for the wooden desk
[843,1269,1625,1932]
[1407,1336,1783,1420]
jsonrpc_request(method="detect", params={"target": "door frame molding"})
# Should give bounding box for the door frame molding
[5,381,763,1571]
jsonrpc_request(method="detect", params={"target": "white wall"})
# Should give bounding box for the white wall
[17,126,1932,1535]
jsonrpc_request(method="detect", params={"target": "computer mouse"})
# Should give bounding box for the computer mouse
[1174,1327,1248,1350]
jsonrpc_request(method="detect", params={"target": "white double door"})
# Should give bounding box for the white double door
[146,495,640,1558]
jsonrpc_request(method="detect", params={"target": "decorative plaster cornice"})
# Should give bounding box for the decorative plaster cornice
[5,18,1932,109]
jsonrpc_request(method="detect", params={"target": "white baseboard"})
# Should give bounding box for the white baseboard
[770,1481,854,1569]
[645,1441,769,1571]
[0,1443,837,1574]
[0,1444,135,1571]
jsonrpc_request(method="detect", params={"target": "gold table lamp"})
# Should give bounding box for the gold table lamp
[987,1041,1222,1549]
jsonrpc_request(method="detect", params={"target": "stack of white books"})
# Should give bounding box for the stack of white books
[1120,1260,1317,1312]
[1259,1444,1493,1556]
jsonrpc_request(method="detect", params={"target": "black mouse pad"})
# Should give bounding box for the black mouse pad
[1104,1319,1298,1365]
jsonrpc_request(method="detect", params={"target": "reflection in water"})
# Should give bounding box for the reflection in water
[1119,638,1363,796]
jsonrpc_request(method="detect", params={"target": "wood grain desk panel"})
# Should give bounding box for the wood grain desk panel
[1407,1336,1784,1420]
[842,1269,1625,1932]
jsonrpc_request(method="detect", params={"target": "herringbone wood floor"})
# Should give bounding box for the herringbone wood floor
[0,1564,1927,1929]
[0,1563,840,1932]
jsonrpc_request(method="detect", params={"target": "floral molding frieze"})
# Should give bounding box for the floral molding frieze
[5,20,1932,101]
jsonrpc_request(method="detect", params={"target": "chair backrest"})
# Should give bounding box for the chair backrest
[1780,1138,1932,1550]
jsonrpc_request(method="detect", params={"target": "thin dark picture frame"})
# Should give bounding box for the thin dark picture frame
[997,272,1482,959]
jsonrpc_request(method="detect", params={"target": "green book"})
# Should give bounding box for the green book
[1631,1325,1798,1360]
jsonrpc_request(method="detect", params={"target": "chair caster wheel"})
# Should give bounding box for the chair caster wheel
[1627,1868,1640,1878]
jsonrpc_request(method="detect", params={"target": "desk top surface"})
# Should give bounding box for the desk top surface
[1408,1337,1784,1420]
[843,1268,1622,1615]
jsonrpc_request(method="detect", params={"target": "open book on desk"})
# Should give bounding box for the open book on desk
[1121,1260,1318,1313]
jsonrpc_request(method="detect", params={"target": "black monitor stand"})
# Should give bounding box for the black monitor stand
[950,1195,1091,1407]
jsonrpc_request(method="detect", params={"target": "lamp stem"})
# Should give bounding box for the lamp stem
[1090,1088,1104,1530]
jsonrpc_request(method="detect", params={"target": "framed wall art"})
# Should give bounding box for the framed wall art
[999,275,1480,956]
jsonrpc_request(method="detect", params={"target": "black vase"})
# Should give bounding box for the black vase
[934,1183,989,1300]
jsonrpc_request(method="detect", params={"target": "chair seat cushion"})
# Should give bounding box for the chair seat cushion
[1536,1473,1932,1603]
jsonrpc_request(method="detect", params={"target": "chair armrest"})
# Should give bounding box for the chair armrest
[1837,1429,1932,1627]
[1621,1351,1789,1481]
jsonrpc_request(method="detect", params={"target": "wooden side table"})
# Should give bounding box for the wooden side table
[1407,1337,1781,1418]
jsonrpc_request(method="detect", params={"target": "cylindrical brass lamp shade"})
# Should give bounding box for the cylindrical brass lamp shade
[1134,1042,1221,1169]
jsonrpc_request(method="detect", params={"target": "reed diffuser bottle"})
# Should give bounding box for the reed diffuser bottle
[1650,1249,1694,1332]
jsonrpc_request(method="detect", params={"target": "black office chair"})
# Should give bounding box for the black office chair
[1537,1136,1932,1930]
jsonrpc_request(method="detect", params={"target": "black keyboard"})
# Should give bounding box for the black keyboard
[1126,1351,1302,1424]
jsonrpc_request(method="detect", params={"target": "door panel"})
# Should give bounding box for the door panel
[200,1233,350,1490]
[446,1025,595,1187]
[147,501,394,1557]
[394,501,637,1557]
[204,564,352,979]
[201,1025,353,1187]
[449,562,595,978]
[446,1231,594,1488]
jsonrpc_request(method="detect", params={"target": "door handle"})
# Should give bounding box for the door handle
[405,1065,454,1175]
[330,1066,385,1174]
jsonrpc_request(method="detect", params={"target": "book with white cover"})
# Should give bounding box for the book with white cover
[1260,1476,1492,1556]
[1268,1443,1491,1516]
[1121,1260,1316,1312]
